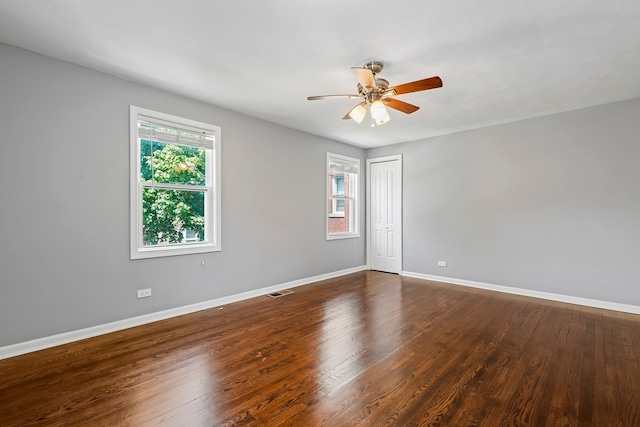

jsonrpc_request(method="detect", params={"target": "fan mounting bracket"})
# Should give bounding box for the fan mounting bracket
[364,61,384,75]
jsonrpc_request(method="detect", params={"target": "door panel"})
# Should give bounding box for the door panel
[387,231,395,257]
[369,159,402,273]
[375,230,383,257]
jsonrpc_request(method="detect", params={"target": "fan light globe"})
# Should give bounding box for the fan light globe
[349,104,367,124]
[370,100,387,120]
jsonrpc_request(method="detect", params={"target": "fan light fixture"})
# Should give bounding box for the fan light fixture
[348,102,390,126]
[348,104,367,124]
[370,100,387,120]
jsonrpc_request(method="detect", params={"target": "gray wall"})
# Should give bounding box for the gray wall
[367,97,640,306]
[3,41,638,349]
[0,43,365,347]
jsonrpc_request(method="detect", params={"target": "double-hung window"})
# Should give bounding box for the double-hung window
[327,153,359,239]
[130,106,221,259]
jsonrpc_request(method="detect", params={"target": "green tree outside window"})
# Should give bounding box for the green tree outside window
[140,140,206,245]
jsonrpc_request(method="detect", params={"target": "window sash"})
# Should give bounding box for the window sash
[139,139,208,186]
[140,187,209,247]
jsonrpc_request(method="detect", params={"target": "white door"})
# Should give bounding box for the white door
[368,157,402,274]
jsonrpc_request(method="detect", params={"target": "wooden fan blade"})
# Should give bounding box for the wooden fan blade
[307,94,361,100]
[383,98,420,114]
[391,76,442,95]
[351,67,377,88]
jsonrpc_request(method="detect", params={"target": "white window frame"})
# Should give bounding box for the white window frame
[130,106,221,259]
[326,152,359,240]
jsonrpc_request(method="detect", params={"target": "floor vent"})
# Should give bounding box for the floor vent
[267,290,294,298]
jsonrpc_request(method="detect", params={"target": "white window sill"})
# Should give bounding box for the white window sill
[131,242,221,260]
[326,232,359,240]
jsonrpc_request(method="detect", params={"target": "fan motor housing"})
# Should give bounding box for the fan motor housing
[375,78,389,89]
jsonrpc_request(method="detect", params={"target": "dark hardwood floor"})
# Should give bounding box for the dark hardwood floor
[1,271,639,426]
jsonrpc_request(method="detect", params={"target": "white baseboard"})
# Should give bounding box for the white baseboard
[0,265,368,360]
[402,271,640,315]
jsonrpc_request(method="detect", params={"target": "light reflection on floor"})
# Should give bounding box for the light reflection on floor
[317,278,404,413]
[129,345,218,425]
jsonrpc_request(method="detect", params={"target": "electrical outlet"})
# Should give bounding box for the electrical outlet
[137,288,152,298]
[438,261,447,267]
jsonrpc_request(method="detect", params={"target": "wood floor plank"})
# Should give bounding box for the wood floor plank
[375,294,510,426]
[429,295,525,426]
[542,308,586,427]
[578,311,597,426]
[1,271,640,426]
[610,312,640,426]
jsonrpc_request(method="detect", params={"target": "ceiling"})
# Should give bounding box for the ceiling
[1,1,639,148]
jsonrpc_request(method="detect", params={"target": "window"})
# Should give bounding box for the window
[130,106,221,259]
[327,153,359,239]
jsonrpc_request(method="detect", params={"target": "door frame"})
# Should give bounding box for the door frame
[366,154,403,272]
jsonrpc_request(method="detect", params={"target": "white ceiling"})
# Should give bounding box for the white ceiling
[1,0,639,148]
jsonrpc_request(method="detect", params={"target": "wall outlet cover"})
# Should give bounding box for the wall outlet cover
[137,288,152,298]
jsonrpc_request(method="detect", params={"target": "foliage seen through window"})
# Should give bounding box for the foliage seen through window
[140,139,206,246]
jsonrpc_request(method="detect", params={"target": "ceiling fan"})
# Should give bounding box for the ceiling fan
[307,61,442,126]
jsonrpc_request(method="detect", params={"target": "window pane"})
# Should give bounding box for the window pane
[336,176,344,194]
[142,188,205,246]
[328,199,353,233]
[140,140,206,186]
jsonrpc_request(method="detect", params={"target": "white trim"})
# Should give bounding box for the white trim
[366,154,403,273]
[402,271,640,315]
[0,265,368,360]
